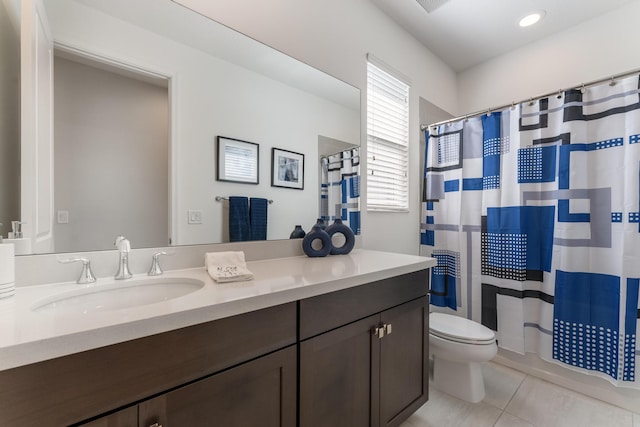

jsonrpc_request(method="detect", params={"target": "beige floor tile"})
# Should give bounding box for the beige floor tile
[481,361,526,410]
[494,412,535,427]
[399,419,417,427]
[505,376,634,427]
[402,388,502,427]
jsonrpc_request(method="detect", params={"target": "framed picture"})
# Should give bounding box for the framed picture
[216,136,259,184]
[271,148,304,190]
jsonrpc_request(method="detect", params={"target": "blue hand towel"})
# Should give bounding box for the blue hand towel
[229,196,250,242]
[249,197,268,241]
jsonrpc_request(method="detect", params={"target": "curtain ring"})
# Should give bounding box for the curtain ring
[609,77,617,86]
[486,110,492,117]
[557,90,563,99]
[528,98,535,106]
[580,84,586,94]
[510,102,516,110]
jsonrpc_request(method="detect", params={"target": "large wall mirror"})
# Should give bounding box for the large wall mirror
[4,0,360,255]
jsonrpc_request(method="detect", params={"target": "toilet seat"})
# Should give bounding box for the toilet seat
[429,312,495,345]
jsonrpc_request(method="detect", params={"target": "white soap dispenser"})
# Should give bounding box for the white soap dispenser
[7,220,24,239]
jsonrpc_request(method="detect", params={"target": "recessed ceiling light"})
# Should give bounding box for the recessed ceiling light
[519,10,546,27]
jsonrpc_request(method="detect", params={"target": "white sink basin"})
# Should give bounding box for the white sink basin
[32,277,205,313]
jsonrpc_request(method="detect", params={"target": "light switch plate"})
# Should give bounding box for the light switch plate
[188,210,203,224]
[57,210,69,224]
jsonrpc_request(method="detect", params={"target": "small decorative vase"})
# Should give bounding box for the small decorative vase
[325,218,355,255]
[314,218,327,230]
[289,225,306,239]
[302,225,331,257]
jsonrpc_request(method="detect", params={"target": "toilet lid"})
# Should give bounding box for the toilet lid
[430,312,495,344]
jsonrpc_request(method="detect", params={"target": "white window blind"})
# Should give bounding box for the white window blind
[366,60,410,211]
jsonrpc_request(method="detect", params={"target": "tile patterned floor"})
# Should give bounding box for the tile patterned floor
[401,362,640,427]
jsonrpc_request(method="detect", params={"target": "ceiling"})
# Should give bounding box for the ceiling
[370,0,637,72]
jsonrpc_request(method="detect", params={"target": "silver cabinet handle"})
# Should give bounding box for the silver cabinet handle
[384,323,393,335]
[373,326,385,339]
[148,423,163,427]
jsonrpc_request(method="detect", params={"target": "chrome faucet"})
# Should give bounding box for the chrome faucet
[114,235,132,280]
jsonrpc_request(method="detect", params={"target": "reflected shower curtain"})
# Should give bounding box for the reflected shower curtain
[321,147,361,234]
[421,74,640,388]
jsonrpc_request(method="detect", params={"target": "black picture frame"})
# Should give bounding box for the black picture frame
[216,136,259,184]
[271,148,304,190]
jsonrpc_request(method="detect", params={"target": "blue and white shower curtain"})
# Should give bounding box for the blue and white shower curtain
[321,147,361,234]
[421,74,640,388]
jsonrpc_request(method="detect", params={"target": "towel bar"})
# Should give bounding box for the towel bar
[215,196,273,204]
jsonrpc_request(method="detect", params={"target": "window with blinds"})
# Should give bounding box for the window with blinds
[366,60,410,211]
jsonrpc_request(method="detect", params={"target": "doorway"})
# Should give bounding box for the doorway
[53,50,170,252]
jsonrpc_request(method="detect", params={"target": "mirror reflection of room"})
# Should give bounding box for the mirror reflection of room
[7,0,360,254]
[0,0,20,243]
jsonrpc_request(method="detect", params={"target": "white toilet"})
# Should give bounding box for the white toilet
[429,312,497,403]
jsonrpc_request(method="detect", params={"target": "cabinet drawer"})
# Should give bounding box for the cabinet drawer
[299,270,428,340]
[140,345,297,427]
[0,302,297,427]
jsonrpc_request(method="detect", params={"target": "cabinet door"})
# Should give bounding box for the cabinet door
[379,297,428,427]
[299,314,379,427]
[78,406,137,427]
[138,346,296,427]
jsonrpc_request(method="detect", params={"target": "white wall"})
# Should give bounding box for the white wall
[46,0,360,246]
[0,0,20,238]
[175,0,459,255]
[457,1,640,115]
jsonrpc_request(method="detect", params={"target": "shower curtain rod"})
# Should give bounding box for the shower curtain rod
[420,67,640,131]
[320,146,359,159]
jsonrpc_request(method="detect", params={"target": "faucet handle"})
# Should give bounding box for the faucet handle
[58,257,97,284]
[148,251,173,276]
[115,235,131,251]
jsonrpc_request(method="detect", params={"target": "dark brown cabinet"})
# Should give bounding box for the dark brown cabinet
[300,315,378,426]
[79,407,137,427]
[1,270,430,427]
[299,271,429,427]
[139,346,296,427]
[2,302,297,427]
[379,298,429,427]
[81,346,296,427]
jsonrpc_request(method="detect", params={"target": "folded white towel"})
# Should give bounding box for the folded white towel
[205,251,255,283]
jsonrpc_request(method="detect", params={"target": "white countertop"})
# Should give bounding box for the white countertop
[0,249,435,370]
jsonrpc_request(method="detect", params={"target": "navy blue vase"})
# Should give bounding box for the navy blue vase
[325,218,355,255]
[302,225,331,257]
[314,218,327,230]
[289,225,306,239]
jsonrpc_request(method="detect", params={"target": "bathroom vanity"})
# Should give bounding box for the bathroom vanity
[0,250,435,426]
